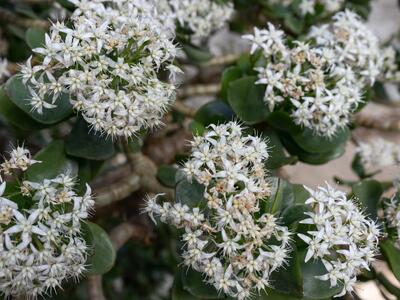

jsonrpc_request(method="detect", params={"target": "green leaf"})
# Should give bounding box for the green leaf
[352,179,383,220]
[380,239,400,282]
[301,252,343,299]
[284,14,305,35]
[195,100,235,126]
[269,248,303,298]
[291,127,350,154]
[26,140,78,181]
[281,134,345,165]
[175,177,205,207]
[25,28,45,49]
[292,184,310,204]
[189,120,206,136]
[65,117,115,160]
[157,165,177,188]
[227,76,270,124]
[220,66,243,102]
[83,221,116,275]
[76,159,103,195]
[282,204,309,226]
[182,43,213,63]
[0,85,46,130]
[181,268,223,299]
[265,177,294,214]
[5,75,73,125]
[267,111,301,135]
[263,128,298,169]
[172,272,201,300]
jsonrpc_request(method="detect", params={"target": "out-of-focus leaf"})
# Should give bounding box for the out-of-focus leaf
[181,268,224,299]
[157,165,177,188]
[25,27,46,49]
[380,239,400,281]
[182,43,213,63]
[194,100,235,126]
[352,179,383,220]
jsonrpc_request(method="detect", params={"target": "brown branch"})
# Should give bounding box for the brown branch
[355,113,400,131]
[0,7,49,29]
[178,83,220,98]
[127,152,174,199]
[173,101,196,118]
[87,275,106,300]
[95,173,141,208]
[109,221,153,250]
[202,53,241,66]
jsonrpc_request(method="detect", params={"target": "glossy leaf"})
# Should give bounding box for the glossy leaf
[172,271,201,300]
[194,100,235,126]
[227,76,270,124]
[380,239,400,281]
[5,75,73,125]
[220,66,243,101]
[26,140,78,182]
[83,221,116,275]
[65,117,115,160]
[181,268,223,299]
[0,85,45,130]
[265,177,294,214]
[263,128,298,169]
[182,43,213,63]
[157,165,177,188]
[301,252,343,299]
[25,27,45,49]
[175,177,205,207]
[267,111,301,135]
[352,179,383,220]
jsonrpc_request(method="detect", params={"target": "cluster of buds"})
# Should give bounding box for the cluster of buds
[356,138,400,170]
[243,10,394,138]
[0,147,94,298]
[145,122,291,300]
[298,183,380,297]
[20,0,180,138]
[158,0,234,39]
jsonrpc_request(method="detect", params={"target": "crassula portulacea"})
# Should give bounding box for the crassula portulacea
[20,0,180,138]
[242,10,395,138]
[145,122,292,300]
[298,183,380,297]
[356,138,400,171]
[0,147,94,298]
[385,193,400,248]
[158,0,234,39]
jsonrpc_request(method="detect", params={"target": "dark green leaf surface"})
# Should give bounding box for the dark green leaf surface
[65,117,115,160]
[157,165,178,188]
[25,27,46,49]
[26,140,78,181]
[5,75,73,125]
[195,100,235,126]
[83,221,116,275]
[181,268,223,299]
[227,76,270,124]
[352,179,383,220]
[380,239,400,281]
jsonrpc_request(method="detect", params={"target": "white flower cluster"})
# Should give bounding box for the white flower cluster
[356,138,400,170]
[145,122,291,300]
[21,0,180,138]
[0,145,40,180]
[308,10,383,86]
[0,58,9,82]
[298,183,380,297]
[385,194,400,248]
[243,21,363,137]
[159,0,234,39]
[0,147,94,298]
[268,0,344,16]
[381,46,400,82]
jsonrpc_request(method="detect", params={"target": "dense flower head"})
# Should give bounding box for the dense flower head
[242,21,364,137]
[145,122,292,300]
[356,138,400,170]
[385,193,400,248]
[308,10,383,86]
[21,0,180,138]
[298,183,380,297]
[158,0,234,39]
[268,0,345,16]
[0,147,94,298]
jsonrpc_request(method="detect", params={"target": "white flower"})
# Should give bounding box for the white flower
[356,138,400,170]
[145,122,291,299]
[298,183,380,297]
[22,0,180,138]
[0,147,94,298]
[385,192,400,248]
[160,0,234,39]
